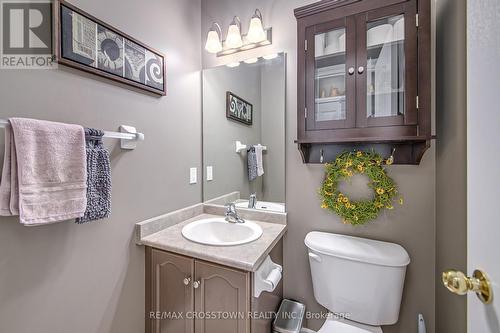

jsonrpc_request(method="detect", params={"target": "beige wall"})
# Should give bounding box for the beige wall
[435,0,467,331]
[0,0,202,332]
[202,0,436,332]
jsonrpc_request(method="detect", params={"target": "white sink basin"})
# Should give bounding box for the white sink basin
[181,218,263,246]
[235,200,286,213]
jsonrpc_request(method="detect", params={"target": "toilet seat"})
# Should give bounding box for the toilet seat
[318,316,383,333]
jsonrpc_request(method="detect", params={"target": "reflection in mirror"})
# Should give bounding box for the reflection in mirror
[203,53,286,213]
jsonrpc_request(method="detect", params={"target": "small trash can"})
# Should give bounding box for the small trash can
[273,299,306,333]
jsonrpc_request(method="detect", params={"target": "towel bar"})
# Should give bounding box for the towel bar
[0,119,144,150]
[235,141,267,153]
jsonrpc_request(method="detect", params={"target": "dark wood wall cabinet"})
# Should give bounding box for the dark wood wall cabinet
[294,0,431,164]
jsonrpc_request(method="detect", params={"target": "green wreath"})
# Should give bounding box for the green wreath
[319,151,403,225]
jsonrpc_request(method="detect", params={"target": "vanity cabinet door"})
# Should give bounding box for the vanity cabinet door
[148,249,194,333]
[194,261,251,333]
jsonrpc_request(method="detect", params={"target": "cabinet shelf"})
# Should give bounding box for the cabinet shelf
[367,90,404,96]
[367,39,404,51]
[296,140,430,165]
[315,50,345,60]
[316,72,345,79]
[315,96,346,103]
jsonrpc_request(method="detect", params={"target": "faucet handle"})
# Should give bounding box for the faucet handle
[248,193,257,209]
[225,202,236,214]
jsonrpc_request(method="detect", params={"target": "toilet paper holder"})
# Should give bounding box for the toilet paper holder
[254,255,282,298]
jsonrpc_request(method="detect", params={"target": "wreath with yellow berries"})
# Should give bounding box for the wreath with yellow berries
[319,151,403,225]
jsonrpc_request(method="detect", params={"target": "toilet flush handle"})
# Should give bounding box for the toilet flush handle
[308,252,322,263]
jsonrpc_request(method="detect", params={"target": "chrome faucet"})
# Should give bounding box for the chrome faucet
[225,203,245,224]
[248,193,257,209]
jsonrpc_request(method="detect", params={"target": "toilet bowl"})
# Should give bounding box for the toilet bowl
[305,232,410,333]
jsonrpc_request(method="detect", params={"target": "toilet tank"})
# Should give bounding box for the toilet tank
[305,232,410,326]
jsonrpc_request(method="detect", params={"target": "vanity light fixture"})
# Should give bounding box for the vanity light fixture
[204,10,273,57]
[247,9,267,43]
[243,58,259,64]
[226,62,241,68]
[226,16,243,49]
[205,23,223,54]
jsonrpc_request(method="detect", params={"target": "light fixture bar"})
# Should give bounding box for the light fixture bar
[216,28,272,57]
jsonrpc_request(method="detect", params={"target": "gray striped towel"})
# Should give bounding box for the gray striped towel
[76,128,111,224]
[247,147,258,181]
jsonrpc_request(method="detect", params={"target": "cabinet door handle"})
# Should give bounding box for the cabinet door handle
[358,66,365,74]
[183,277,191,286]
[193,280,201,289]
[348,67,355,75]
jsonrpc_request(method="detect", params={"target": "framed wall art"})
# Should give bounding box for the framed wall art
[226,91,253,125]
[55,0,166,96]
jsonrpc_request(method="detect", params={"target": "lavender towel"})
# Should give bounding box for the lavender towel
[0,118,87,226]
[75,128,111,224]
[0,126,18,215]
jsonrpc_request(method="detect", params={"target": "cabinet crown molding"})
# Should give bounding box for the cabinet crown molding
[294,0,361,19]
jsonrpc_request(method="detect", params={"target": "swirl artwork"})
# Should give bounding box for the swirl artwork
[57,0,166,95]
[226,92,253,125]
[145,50,164,90]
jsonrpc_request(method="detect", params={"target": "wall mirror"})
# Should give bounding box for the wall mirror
[202,53,286,213]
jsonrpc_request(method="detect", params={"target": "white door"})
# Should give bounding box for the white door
[467,0,500,331]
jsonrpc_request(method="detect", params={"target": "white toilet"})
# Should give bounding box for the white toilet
[304,232,410,333]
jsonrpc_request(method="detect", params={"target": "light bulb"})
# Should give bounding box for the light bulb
[243,58,259,64]
[247,12,266,43]
[205,29,222,54]
[226,62,241,68]
[263,53,278,60]
[226,18,243,49]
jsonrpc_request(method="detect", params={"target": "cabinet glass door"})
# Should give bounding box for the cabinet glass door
[356,3,417,127]
[366,14,405,119]
[306,18,355,130]
[315,27,346,122]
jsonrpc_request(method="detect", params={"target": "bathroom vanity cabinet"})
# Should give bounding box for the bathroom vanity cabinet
[145,244,283,333]
[146,248,250,333]
[294,0,431,164]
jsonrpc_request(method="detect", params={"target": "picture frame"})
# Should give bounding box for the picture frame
[226,91,253,125]
[54,0,166,96]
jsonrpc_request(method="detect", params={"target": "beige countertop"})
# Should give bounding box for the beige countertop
[140,214,287,272]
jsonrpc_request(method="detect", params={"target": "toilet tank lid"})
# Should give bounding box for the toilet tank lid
[305,232,410,267]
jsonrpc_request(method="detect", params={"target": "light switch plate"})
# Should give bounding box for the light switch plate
[207,166,213,181]
[190,167,197,184]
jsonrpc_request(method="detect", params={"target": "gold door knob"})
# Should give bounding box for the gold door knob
[442,269,493,304]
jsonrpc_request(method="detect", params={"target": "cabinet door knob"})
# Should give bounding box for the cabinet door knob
[183,277,191,286]
[193,280,201,289]
[348,67,355,75]
[358,66,365,74]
